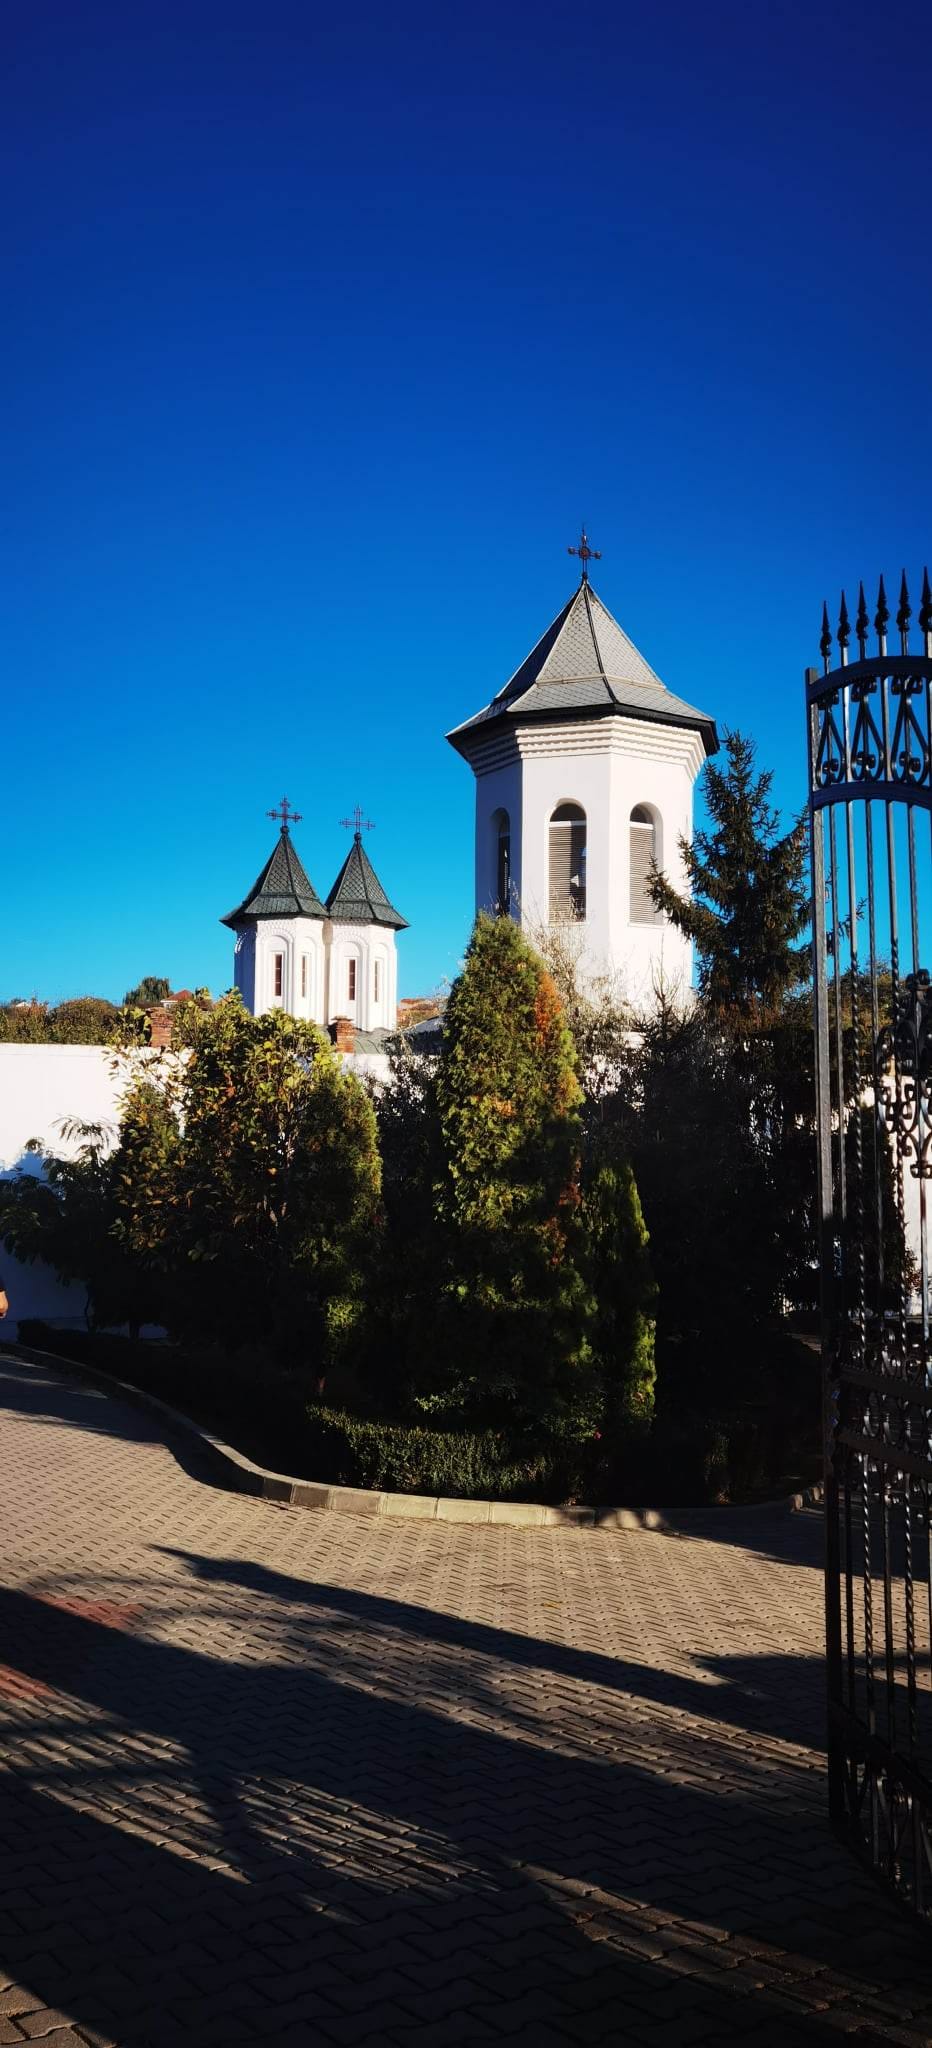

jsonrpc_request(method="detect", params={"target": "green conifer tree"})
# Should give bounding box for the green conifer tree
[427,913,596,1434]
[649,728,808,1028]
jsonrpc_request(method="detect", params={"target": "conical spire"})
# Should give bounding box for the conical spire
[221,818,326,927]
[448,575,717,759]
[325,832,408,930]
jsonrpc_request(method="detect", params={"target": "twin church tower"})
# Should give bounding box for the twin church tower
[223,538,718,1029]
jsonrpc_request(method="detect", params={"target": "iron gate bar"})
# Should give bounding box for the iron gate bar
[809,572,932,1913]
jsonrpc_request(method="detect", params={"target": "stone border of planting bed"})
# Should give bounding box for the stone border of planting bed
[4,1341,824,1530]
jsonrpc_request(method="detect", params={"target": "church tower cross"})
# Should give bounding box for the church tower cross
[267,795,302,835]
[567,526,602,583]
[340,803,375,842]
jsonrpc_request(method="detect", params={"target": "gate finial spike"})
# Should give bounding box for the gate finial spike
[920,567,932,654]
[820,600,833,670]
[897,570,911,651]
[837,590,850,663]
[875,573,889,655]
[856,580,869,657]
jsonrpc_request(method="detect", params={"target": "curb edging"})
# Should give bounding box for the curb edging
[3,1342,824,1533]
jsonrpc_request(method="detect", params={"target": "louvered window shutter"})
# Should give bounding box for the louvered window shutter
[630,820,656,923]
[549,827,573,918]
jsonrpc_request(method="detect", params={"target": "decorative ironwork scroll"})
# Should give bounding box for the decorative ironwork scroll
[808,571,932,1915]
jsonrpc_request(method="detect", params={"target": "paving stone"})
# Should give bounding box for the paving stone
[0,1998,42,2023]
[2,1351,932,2048]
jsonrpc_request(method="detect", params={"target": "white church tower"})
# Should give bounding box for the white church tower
[222,798,407,1032]
[323,807,408,1031]
[447,534,718,1006]
[222,797,329,1021]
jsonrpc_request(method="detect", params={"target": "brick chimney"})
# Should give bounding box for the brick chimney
[331,1016,356,1055]
[148,1007,174,1050]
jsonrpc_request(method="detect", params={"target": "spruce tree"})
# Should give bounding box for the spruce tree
[649,728,808,1029]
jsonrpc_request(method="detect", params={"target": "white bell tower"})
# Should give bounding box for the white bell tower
[221,797,328,1024]
[447,536,718,1007]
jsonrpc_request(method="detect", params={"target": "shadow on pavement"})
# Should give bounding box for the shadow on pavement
[0,1569,930,2047]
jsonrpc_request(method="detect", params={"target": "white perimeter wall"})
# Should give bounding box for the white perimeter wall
[0,1046,132,1332]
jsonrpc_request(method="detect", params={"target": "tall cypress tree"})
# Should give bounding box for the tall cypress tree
[430,913,596,1432]
[404,913,657,1444]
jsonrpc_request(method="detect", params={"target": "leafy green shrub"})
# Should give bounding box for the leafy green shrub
[14,1324,581,1499]
[51,997,120,1043]
[0,997,120,1044]
[109,994,382,1368]
[0,1003,52,1042]
[2,1125,160,1333]
[304,1405,569,1499]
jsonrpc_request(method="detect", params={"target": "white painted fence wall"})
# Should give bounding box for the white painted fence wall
[0,1046,130,1333]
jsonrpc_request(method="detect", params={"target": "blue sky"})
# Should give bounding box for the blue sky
[4,0,931,1002]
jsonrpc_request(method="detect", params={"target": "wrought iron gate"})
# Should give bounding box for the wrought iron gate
[808,574,932,1910]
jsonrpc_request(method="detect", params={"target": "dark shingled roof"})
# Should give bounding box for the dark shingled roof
[325,835,408,930]
[221,829,326,927]
[447,578,718,759]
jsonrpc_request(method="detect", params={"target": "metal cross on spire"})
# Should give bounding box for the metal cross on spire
[340,803,375,841]
[267,796,302,835]
[567,526,602,583]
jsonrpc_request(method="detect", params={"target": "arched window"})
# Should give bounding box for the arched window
[630,805,660,924]
[549,803,587,920]
[492,808,511,913]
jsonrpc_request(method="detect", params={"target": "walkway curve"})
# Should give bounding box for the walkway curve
[1,1350,931,2047]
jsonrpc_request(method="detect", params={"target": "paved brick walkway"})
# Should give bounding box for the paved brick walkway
[1,1355,932,2046]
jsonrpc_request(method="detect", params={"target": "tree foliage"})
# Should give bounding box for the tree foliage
[426,913,595,1431]
[377,914,655,1443]
[0,1121,160,1332]
[112,996,382,1367]
[649,728,809,1029]
[0,996,120,1044]
[123,975,171,1008]
[529,913,631,1104]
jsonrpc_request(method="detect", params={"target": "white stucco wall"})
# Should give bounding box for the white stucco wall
[0,1046,132,1332]
[231,918,399,1033]
[327,924,398,1032]
[234,918,328,1025]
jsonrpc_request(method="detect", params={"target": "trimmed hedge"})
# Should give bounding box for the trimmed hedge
[304,1405,564,1500]
[14,1322,819,1507]
[14,1324,576,1501]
